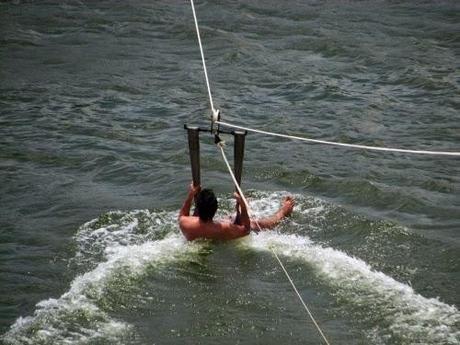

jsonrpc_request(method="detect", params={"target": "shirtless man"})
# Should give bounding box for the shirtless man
[179,183,295,241]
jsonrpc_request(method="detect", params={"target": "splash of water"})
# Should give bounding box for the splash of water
[3,193,459,344]
[2,210,203,345]
[242,231,460,344]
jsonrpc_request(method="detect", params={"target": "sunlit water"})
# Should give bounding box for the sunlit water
[1,1,459,344]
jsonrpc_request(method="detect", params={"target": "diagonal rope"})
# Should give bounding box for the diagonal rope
[188,1,459,158]
[271,248,331,345]
[189,0,216,114]
[189,3,330,342]
[216,120,460,157]
[217,143,331,345]
[217,143,253,222]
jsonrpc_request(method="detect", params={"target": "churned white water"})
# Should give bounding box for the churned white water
[243,231,460,344]
[3,194,459,344]
[3,220,204,345]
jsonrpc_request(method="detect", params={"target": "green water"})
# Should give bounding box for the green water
[1,1,459,344]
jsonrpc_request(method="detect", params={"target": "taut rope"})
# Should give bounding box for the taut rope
[217,142,331,345]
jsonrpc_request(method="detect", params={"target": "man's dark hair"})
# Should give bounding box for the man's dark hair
[195,189,218,222]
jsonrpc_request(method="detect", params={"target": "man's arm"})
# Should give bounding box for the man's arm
[218,222,250,240]
[179,183,200,219]
[212,192,251,240]
[179,183,201,241]
[234,193,250,232]
[251,196,295,230]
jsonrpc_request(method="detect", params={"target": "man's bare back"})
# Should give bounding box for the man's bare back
[178,183,294,241]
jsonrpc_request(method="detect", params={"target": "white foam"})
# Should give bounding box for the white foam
[3,233,202,344]
[242,231,460,344]
[73,209,178,267]
[4,193,458,344]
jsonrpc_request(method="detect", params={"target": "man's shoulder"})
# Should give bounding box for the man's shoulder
[179,216,248,241]
[179,216,200,240]
[179,215,200,228]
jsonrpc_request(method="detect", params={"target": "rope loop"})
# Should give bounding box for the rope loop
[215,134,224,146]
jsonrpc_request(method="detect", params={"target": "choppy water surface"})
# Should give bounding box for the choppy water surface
[1,1,459,344]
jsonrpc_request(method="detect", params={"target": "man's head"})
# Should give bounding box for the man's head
[196,188,218,222]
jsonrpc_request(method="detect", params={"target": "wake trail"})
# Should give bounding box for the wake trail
[243,231,460,344]
[3,194,459,345]
[2,231,203,345]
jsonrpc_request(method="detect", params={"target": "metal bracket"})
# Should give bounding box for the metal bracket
[184,124,247,137]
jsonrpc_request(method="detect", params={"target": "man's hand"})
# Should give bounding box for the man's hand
[233,192,244,206]
[281,196,295,216]
[233,192,250,232]
[179,182,201,220]
[188,182,201,197]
